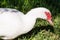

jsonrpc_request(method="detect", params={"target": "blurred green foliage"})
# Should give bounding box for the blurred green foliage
[0,0,60,14]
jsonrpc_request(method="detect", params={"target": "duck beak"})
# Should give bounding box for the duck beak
[48,20,54,26]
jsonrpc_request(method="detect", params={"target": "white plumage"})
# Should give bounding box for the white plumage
[0,7,53,40]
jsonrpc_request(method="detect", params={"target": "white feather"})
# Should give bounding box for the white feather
[0,7,51,39]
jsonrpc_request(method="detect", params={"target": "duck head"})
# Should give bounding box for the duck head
[27,7,54,26]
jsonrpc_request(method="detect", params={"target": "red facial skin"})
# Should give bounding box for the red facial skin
[45,11,52,20]
[45,11,54,26]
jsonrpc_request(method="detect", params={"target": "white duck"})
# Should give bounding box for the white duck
[0,7,53,40]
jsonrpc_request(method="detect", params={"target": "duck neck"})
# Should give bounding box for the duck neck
[22,13,37,34]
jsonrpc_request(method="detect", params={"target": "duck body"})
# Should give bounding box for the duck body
[0,7,53,40]
[0,8,24,39]
[0,8,36,39]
